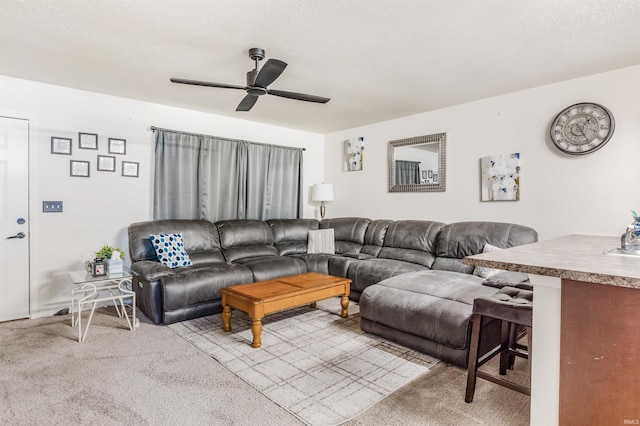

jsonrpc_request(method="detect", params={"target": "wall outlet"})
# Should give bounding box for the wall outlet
[43,201,63,212]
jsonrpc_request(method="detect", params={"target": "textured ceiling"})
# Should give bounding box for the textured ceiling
[1,0,639,134]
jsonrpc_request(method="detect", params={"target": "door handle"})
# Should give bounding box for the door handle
[6,232,25,239]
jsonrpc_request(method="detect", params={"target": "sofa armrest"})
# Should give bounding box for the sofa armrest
[131,260,176,282]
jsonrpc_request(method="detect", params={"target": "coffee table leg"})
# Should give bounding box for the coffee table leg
[250,318,263,348]
[340,295,349,318]
[310,302,317,308]
[222,305,232,331]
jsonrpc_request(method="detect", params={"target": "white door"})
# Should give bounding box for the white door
[0,116,30,322]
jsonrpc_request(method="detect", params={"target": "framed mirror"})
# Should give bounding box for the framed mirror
[388,132,446,192]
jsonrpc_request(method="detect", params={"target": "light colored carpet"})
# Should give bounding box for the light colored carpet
[168,299,439,426]
[0,303,530,425]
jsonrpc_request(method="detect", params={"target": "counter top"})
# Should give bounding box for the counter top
[464,234,640,289]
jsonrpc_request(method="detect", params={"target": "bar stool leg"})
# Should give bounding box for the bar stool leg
[499,320,511,375]
[526,325,532,372]
[465,313,482,403]
[508,323,518,369]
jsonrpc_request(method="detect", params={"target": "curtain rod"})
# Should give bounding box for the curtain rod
[150,126,306,151]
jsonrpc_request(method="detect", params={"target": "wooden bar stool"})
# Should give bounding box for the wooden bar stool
[465,286,533,403]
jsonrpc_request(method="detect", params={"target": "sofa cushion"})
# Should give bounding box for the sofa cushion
[216,220,274,248]
[188,251,226,266]
[430,257,474,274]
[128,219,221,262]
[161,264,254,324]
[268,218,319,255]
[435,221,538,259]
[433,221,537,273]
[378,220,445,267]
[360,219,393,256]
[347,258,427,293]
[320,217,370,254]
[222,245,278,263]
[233,256,307,282]
[150,233,192,268]
[360,270,497,350]
[216,220,278,262]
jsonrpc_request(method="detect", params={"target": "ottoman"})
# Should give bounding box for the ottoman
[359,270,502,367]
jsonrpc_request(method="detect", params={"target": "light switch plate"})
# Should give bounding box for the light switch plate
[43,201,63,212]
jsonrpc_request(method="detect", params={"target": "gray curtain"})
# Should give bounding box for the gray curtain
[153,131,201,219]
[395,160,421,185]
[153,129,303,221]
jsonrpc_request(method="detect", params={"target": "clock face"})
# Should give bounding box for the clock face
[550,102,615,155]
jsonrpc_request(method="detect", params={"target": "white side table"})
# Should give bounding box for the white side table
[67,268,137,342]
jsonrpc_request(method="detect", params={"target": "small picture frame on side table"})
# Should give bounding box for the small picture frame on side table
[122,161,139,177]
[79,132,98,150]
[51,137,72,155]
[108,138,126,155]
[70,160,90,177]
[97,155,116,172]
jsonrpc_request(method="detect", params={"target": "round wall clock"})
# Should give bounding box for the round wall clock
[550,102,615,155]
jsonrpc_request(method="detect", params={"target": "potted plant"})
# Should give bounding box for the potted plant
[94,244,125,275]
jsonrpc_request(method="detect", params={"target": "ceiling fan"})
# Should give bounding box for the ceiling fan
[170,48,330,112]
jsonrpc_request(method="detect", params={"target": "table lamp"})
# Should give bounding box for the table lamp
[311,183,334,219]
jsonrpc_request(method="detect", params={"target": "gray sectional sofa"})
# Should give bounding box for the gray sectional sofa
[127,217,537,367]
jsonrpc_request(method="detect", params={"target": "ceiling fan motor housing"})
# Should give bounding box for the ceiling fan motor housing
[248,47,265,61]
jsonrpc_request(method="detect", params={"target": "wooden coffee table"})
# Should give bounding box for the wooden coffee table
[220,272,351,348]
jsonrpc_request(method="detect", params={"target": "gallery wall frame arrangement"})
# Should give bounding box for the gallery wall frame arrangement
[78,132,98,150]
[51,132,136,179]
[97,155,116,172]
[480,153,521,201]
[108,138,126,155]
[51,137,72,155]
[70,160,90,177]
[122,161,139,177]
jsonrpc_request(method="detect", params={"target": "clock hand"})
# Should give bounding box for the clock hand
[579,128,589,142]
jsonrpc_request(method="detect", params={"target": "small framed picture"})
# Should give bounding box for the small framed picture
[421,170,428,179]
[433,173,438,183]
[97,155,116,172]
[79,132,98,150]
[70,160,90,177]
[428,170,433,178]
[108,138,126,155]
[122,161,139,177]
[51,137,72,155]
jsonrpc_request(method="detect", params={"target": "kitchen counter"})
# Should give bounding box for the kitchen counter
[465,234,640,426]
[465,234,640,288]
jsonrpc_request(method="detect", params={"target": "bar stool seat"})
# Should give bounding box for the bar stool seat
[465,286,533,403]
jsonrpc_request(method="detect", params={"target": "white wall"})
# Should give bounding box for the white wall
[324,65,640,241]
[0,76,324,317]
[3,66,638,317]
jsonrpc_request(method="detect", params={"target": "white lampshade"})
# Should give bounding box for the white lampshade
[311,183,334,202]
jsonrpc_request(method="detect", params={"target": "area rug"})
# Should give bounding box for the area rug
[168,299,439,426]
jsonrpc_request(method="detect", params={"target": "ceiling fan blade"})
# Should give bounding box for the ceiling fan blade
[170,78,246,90]
[268,89,330,104]
[236,94,259,111]
[254,59,287,88]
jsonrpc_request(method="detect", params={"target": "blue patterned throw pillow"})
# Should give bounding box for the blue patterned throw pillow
[150,233,192,268]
